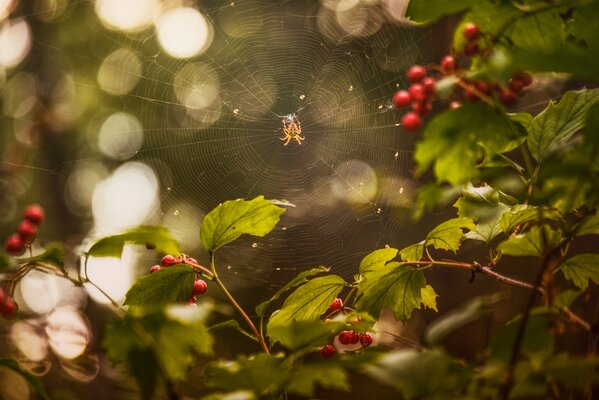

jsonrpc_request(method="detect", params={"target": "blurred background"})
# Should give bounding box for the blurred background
[0,0,590,398]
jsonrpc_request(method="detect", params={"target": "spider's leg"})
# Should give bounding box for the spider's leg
[294,136,303,145]
[279,135,288,140]
[283,136,291,146]
[298,135,305,140]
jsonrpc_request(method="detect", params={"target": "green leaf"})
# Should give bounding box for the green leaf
[406,0,475,24]
[359,248,398,274]
[202,391,256,400]
[205,354,286,394]
[543,354,599,389]
[559,253,599,290]
[0,358,50,400]
[555,290,582,308]
[0,253,9,270]
[497,226,562,257]
[399,241,425,262]
[491,312,554,361]
[19,242,65,267]
[267,275,346,335]
[413,184,462,220]
[425,218,476,252]
[200,196,285,253]
[420,285,438,312]
[124,265,196,307]
[255,266,329,317]
[528,89,599,161]
[286,363,350,396]
[500,205,561,234]
[575,213,599,236]
[267,319,345,352]
[88,226,180,258]
[355,263,427,321]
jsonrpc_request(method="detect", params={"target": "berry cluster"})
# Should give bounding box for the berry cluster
[149,254,208,304]
[4,204,45,256]
[392,64,435,132]
[0,288,17,317]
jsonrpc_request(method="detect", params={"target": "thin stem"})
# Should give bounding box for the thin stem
[210,253,270,354]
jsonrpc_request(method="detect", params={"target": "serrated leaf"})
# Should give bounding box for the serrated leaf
[286,363,350,397]
[205,354,286,394]
[406,0,475,24]
[497,226,562,257]
[124,265,196,307]
[464,218,504,243]
[528,89,599,161]
[425,218,476,252]
[420,285,438,312]
[255,266,329,317]
[500,205,561,234]
[0,358,50,400]
[200,196,285,253]
[267,319,345,351]
[575,213,599,236]
[399,242,424,262]
[559,254,599,290]
[88,226,180,258]
[359,248,398,274]
[355,263,426,321]
[267,275,346,337]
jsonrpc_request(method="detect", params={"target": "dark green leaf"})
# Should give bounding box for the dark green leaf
[255,266,329,317]
[88,226,180,258]
[0,358,50,400]
[497,226,562,257]
[267,319,345,351]
[359,248,398,275]
[202,391,256,400]
[528,89,599,161]
[491,312,554,361]
[559,253,599,290]
[406,0,475,24]
[286,363,350,396]
[575,213,599,236]
[426,218,476,252]
[128,349,159,400]
[0,252,10,270]
[399,242,424,262]
[355,263,427,321]
[124,265,196,307]
[500,205,561,234]
[543,354,599,389]
[555,290,582,308]
[205,354,286,394]
[200,196,285,253]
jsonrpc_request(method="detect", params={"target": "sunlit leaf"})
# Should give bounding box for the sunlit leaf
[575,213,599,236]
[124,265,196,307]
[399,242,425,262]
[200,196,285,252]
[497,226,562,257]
[359,248,398,275]
[88,226,180,258]
[500,205,561,234]
[425,218,476,252]
[420,285,438,312]
[559,254,599,290]
[267,319,345,351]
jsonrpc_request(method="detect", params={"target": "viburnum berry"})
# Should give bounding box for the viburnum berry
[359,333,374,347]
[463,23,480,41]
[1,297,17,316]
[149,265,161,273]
[193,279,207,296]
[4,234,24,255]
[24,204,44,225]
[422,77,436,95]
[440,55,456,72]
[463,42,479,56]
[465,85,480,102]
[412,101,432,116]
[18,220,37,242]
[508,77,526,93]
[409,83,425,102]
[328,297,343,313]
[185,256,198,265]
[392,90,411,108]
[498,88,517,105]
[338,330,359,345]
[161,255,177,267]
[187,296,197,305]
[475,81,491,94]
[320,344,336,358]
[407,64,426,83]
[401,112,421,132]
[513,72,532,87]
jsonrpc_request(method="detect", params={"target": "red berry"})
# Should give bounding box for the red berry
[1,297,16,316]
[328,297,343,313]
[359,333,374,347]
[161,255,177,267]
[463,42,479,56]
[499,88,517,105]
[463,23,480,41]
[409,83,425,102]
[465,85,480,102]
[338,330,359,345]
[392,90,411,108]
[422,77,436,95]
[24,204,44,225]
[187,296,197,305]
[193,279,207,296]
[149,265,161,273]
[401,112,421,132]
[412,101,432,116]
[0,288,5,304]
[514,72,532,87]
[475,81,491,94]
[407,64,426,83]
[320,344,336,358]
[440,55,457,72]
[448,101,461,110]
[508,78,525,93]
[4,234,24,255]
[18,220,37,242]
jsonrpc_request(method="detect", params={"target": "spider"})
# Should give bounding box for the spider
[279,113,304,146]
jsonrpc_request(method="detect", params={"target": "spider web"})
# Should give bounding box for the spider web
[43,0,435,290]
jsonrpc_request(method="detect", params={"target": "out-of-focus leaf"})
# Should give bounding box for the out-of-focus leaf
[20,243,65,267]
[286,362,350,397]
[355,262,427,321]
[202,390,256,400]
[491,312,554,361]
[255,266,329,317]
[528,89,599,161]
[358,248,398,275]
[88,226,180,258]
[399,241,424,262]
[555,290,582,308]
[267,319,345,351]
[0,358,50,400]
[559,254,599,290]
[425,218,476,252]
[497,226,561,257]
[406,0,475,24]
[413,184,462,221]
[124,265,196,307]
[575,213,599,236]
[543,354,599,389]
[200,196,285,253]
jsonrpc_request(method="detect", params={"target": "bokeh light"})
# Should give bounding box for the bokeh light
[0,18,31,68]
[174,63,220,110]
[97,48,142,96]
[331,160,378,204]
[45,308,90,360]
[0,0,15,21]
[84,246,135,304]
[156,7,212,59]
[97,112,144,160]
[95,0,160,32]
[2,72,36,118]
[10,320,49,362]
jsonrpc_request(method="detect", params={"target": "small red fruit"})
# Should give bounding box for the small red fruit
[193,279,207,296]
[465,85,480,102]
[412,101,432,116]
[18,220,37,242]
[320,344,336,358]
[24,204,44,225]
[328,297,343,313]
[463,42,479,56]
[407,64,426,83]
[409,83,425,102]
[513,72,532,87]
[4,234,24,255]
[401,112,421,132]
[422,77,436,95]
[508,78,525,93]
[463,23,480,41]
[392,90,411,108]
[499,88,517,105]
[1,297,17,316]
[161,255,177,267]
[149,265,161,273]
[475,81,491,94]
[185,256,198,265]
[359,333,374,347]
[440,55,457,72]
[187,296,197,305]
[338,330,359,345]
